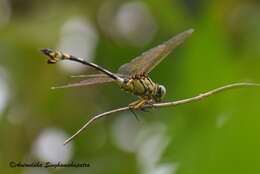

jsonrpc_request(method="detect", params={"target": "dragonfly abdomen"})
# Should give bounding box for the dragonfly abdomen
[41,49,124,83]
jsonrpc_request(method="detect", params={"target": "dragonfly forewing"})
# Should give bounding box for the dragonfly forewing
[118,29,194,75]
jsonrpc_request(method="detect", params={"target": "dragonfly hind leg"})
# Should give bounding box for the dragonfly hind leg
[128,99,153,109]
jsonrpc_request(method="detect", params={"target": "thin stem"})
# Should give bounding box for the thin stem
[64,82,260,145]
[63,107,129,145]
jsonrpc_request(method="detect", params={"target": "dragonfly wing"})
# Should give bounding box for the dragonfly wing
[52,77,116,89]
[118,29,194,75]
[71,73,128,78]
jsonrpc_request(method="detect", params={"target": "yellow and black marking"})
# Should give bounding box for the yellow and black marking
[41,49,70,64]
[41,49,123,81]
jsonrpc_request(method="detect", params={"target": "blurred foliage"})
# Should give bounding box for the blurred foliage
[0,0,260,174]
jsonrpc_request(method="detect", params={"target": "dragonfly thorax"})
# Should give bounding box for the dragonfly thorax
[120,73,166,102]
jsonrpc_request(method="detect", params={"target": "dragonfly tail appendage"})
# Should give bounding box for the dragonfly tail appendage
[41,48,66,64]
[40,49,124,83]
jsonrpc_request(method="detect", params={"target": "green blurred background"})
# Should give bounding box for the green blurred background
[0,0,260,173]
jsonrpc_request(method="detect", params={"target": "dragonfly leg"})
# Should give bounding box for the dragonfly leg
[129,99,148,109]
[129,100,141,107]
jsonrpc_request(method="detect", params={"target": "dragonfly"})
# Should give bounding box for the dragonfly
[41,29,194,109]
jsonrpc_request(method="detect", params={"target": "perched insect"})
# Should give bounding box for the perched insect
[41,29,194,109]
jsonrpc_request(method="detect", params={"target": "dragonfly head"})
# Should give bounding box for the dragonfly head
[155,85,166,102]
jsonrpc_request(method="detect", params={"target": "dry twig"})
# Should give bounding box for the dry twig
[64,82,260,145]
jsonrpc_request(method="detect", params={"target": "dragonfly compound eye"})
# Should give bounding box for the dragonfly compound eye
[155,85,166,102]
